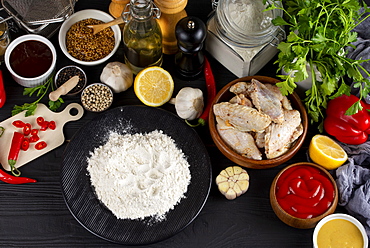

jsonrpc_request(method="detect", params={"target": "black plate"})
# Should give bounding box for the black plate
[60,106,212,245]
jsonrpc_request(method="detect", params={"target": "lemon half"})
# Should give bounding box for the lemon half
[309,134,348,170]
[134,66,174,107]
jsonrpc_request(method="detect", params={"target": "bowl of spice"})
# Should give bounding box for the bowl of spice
[81,83,113,112]
[270,162,338,229]
[4,34,57,87]
[55,65,87,95]
[313,213,368,248]
[58,9,121,66]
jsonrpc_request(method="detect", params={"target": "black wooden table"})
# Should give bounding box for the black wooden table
[0,0,344,247]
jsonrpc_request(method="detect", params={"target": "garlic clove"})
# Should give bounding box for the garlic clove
[100,61,133,93]
[217,181,229,194]
[216,166,250,200]
[225,188,237,200]
[236,180,250,194]
[225,166,234,177]
[215,174,228,184]
[172,87,204,121]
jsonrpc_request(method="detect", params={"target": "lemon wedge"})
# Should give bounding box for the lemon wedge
[309,134,348,170]
[134,66,174,107]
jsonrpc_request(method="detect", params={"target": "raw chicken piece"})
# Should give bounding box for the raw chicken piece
[229,94,253,107]
[254,131,265,149]
[213,102,271,132]
[230,81,250,95]
[264,109,302,159]
[264,83,283,101]
[217,124,262,160]
[248,79,284,124]
[281,96,293,110]
[215,116,233,129]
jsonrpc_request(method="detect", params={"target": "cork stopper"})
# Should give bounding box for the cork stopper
[154,0,187,14]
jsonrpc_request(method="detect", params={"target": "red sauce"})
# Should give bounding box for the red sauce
[275,164,335,219]
[9,40,52,78]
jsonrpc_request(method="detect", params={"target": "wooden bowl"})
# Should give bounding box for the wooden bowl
[209,75,308,169]
[270,162,338,229]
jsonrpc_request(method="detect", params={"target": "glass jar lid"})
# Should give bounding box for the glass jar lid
[214,0,282,47]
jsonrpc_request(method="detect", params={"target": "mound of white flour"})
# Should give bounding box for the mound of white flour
[87,130,191,221]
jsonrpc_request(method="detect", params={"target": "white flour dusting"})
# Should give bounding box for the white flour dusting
[87,130,191,222]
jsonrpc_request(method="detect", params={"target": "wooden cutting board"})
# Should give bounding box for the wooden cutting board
[0,103,84,171]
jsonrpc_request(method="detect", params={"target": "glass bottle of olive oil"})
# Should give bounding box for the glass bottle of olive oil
[122,0,163,74]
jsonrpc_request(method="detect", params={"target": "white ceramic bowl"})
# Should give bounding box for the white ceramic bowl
[5,34,57,87]
[313,213,368,248]
[58,9,121,66]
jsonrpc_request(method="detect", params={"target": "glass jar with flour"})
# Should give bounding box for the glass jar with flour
[206,0,285,77]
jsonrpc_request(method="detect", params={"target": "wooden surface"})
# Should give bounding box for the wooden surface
[0,0,346,247]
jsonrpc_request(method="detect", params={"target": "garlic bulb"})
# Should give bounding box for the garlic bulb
[170,87,204,121]
[216,166,250,200]
[100,62,133,93]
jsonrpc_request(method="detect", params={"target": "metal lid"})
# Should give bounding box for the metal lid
[213,0,283,47]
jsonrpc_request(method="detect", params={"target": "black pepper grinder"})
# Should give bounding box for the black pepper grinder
[175,16,207,79]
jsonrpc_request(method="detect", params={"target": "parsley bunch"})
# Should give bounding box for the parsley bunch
[12,75,64,116]
[266,0,370,129]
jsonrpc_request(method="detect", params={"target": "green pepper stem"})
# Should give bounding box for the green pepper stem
[8,160,21,177]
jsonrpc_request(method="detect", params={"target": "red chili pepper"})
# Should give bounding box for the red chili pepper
[36,117,45,126]
[324,94,370,145]
[12,120,25,128]
[0,70,6,108]
[0,168,36,184]
[23,123,31,136]
[31,129,38,136]
[186,56,217,127]
[8,131,23,176]
[48,121,56,130]
[21,137,30,151]
[29,134,39,143]
[40,121,49,131]
[35,141,47,150]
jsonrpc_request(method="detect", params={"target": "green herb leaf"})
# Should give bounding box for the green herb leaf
[48,98,64,112]
[12,75,64,116]
[269,0,370,127]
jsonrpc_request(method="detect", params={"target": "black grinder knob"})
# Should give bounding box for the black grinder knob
[175,16,207,78]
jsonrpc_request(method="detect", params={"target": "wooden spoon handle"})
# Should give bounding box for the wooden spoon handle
[49,76,79,101]
[88,16,124,35]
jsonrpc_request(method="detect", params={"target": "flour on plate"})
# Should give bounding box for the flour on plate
[87,130,191,221]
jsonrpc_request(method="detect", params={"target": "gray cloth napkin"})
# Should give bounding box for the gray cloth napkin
[336,142,370,238]
[336,7,370,240]
[346,11,370,104]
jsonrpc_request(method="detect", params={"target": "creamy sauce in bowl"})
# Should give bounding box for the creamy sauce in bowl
[314,214,367,248]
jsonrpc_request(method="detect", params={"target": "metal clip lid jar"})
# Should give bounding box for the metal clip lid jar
[122,0,163,74]
[212,0,283,48]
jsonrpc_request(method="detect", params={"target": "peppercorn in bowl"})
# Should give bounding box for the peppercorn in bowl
[81,83,113,112]
[209,75,308,169]
[58,9,121,66]
[54,65,87,96]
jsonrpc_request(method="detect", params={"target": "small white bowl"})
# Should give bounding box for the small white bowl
[313,213,368,248]
[58,9,121,66]
[5,34,57,87]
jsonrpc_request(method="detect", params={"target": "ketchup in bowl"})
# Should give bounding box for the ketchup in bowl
[275,164,335,219]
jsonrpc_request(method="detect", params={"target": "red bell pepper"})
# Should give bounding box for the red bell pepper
[0,70,5,108]
[323,94,370,145]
